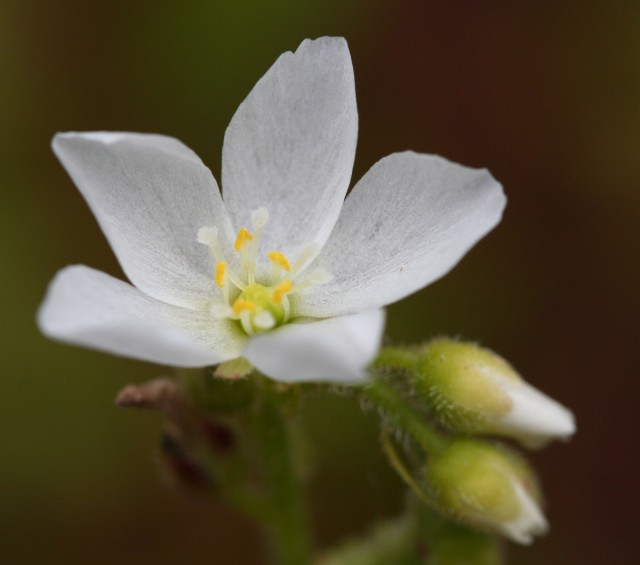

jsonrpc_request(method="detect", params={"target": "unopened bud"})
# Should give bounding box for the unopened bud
[415,339,575,448]
[427,439,547,545]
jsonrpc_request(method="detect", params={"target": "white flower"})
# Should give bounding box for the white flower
[38,37,506,383]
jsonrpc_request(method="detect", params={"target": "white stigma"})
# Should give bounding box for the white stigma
[253,311,276,330]
[197,226,218,247]
[209,303,233,319]
[251,207,269,229]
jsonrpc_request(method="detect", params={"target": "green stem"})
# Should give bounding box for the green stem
[362,375,447,455]
[373,346,419,373]
[176,369,311,563]
[258,381,312,565]
[380,429,439,511]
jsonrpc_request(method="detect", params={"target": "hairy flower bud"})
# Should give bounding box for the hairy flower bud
[427,439,547,545]
[415,339,575,448]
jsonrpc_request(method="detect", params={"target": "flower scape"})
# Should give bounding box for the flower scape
[38,37,575,563]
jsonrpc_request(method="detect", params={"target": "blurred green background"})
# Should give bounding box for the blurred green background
[2,1,638,563]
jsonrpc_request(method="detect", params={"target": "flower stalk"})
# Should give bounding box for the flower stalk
[362,372,447,455]
[177,369,312,564]
[255,380,312,565]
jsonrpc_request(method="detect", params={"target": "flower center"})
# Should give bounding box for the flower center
[197,208,331,336]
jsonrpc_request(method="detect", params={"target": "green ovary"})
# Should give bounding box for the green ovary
[235,283,288,334]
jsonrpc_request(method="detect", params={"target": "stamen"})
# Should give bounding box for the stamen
[272,279,293,304]
[234,227,254,284]
[290,243,320,277]
[215,261,227,288]
[232,298,256,315]
[215,261,229,303]
[234,228,253,252]
[198,227,225,262]
[197,226,247,291]
[293,268,333,292]
[268,251,291,272]
[246,208,269,285]
[253,311,276,330]
[227,270,247,292]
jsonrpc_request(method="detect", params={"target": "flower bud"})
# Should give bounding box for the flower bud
[415,339,575,448]
[427,439,547,545]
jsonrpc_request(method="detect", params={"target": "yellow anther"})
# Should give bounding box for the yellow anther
[234,228,253,252]
[268,251,291,272]
[272,279,293,304]
[232,299,256,315]
[215,261,227,288]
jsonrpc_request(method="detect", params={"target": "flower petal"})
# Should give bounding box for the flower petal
[500,380,576,449]
[244,309,385,383]
[38,265,246,367]
[222,37,357,269]
[52,132,236,309]
[294,152,506,317]
[500,481,549,545]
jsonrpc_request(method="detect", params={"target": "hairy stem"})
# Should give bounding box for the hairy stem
[362,374,447,455]
[257,380,312,565]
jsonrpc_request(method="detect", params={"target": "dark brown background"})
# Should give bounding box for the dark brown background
[2,2,638,563]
